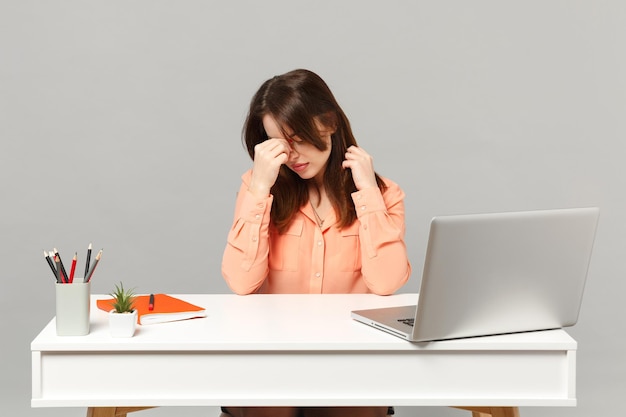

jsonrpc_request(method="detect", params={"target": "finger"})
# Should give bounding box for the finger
[345,146,370,158]
[259,138,288,150]
[269,141,291,163]
[258,140,291,160]
[342,160,363,173]
[273,140,293,156]
[346,145,368,155]
[277,152,289,165]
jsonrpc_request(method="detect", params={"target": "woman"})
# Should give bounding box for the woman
[221,69,411,417]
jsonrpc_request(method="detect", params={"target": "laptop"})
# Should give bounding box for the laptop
[351,207,600,342]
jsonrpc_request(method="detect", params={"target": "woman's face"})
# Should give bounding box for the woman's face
[262,114,333,183]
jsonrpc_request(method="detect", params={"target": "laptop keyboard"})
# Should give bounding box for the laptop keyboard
[397,318,414,327]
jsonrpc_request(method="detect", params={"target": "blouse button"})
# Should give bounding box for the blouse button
[255,214,261,220]
[252,236,258,242]
[315,272,321,278]
[317,240,323,246]
[360,205,366,211]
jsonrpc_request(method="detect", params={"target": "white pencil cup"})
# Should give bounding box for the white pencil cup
[55,281,90,336]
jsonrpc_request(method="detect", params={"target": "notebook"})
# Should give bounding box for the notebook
[97,294,207,325]
[351,207,599,342]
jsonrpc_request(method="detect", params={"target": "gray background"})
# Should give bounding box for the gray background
[1,1,624,417]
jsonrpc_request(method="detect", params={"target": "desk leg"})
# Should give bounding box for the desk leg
[86,407,155,417]
[453,407,520,417]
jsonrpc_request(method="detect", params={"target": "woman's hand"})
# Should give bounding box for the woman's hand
[342,145,378,190]
[248,138,291,198]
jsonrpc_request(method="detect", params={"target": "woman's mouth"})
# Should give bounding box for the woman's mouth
[290,163,309,172]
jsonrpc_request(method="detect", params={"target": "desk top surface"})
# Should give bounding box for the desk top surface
[31,293,576,352]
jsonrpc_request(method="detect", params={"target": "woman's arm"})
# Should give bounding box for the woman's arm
[221,173,273,295]
[353,180,411,295]
[342,146,411,294]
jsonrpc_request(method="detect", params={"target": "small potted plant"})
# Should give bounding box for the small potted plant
[108,282,138,337]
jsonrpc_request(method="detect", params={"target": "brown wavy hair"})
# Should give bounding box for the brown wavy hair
[243,69,386,233]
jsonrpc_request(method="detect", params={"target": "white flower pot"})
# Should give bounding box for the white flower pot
[109,309,138,337]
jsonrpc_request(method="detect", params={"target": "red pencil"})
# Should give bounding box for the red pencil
[69,253,77,283]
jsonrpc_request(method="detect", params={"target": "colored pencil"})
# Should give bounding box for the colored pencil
[69,253,77,283]
[84,243,92,280]
[44,251,59,282]
[85,249,102,282]
[54,254,62,283]
[53,248,69,283]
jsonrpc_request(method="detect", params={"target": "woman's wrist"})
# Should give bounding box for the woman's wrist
[247,180,271,198]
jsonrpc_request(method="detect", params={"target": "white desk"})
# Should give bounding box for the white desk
[31,294,577,417]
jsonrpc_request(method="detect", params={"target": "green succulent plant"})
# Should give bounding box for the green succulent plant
[109,282,136,313]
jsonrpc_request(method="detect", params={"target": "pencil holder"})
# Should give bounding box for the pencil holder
[55,281,90,336]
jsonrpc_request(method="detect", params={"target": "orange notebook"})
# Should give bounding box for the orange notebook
[97,294,207,325]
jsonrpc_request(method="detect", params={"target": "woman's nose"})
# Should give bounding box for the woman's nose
[288,145,299,161]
